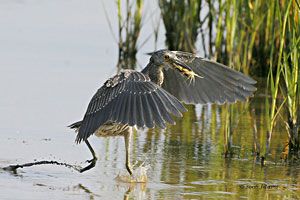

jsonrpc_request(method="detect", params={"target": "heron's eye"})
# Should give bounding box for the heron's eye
[164,55,169,60]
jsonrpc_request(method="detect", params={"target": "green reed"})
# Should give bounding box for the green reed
[264,0,300,157]
[117,0,143,70]
[158,0,201,52]
[280,0,299,155]
[204,0,300,156]
[155,0,299,158]
[211,0,274,74]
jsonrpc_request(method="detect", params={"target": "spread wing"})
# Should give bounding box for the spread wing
[75,70,186,143]
[162,52,257,104]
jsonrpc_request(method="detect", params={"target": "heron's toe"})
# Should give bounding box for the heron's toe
[86,157,97,164]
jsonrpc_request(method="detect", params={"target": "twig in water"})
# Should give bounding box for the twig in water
[2,160,83,173]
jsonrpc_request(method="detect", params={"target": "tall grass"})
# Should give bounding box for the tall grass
[117,0,143,70]
[264,0,291,156]
[203,0,299,157]
[209,0,275,75]
[263,0,300,158]
[154,0,299,157]
[280,0,299,155]
[158,0,201,52]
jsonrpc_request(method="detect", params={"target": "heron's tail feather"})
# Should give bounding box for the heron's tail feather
[68,121,82,129]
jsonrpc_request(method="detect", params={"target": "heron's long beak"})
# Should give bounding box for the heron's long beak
[173,59,192,71]
[171,58,202,80]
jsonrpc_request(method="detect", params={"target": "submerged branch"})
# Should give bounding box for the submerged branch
[2,160,88,173]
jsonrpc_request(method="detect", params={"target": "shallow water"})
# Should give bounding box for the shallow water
[0,1,299,200]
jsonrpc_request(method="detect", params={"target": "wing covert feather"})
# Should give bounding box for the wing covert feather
[76,70,185,143]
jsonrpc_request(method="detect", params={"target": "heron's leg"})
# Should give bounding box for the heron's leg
[85,140,97,163]
[80,140,97,173]
[124,131,133,175]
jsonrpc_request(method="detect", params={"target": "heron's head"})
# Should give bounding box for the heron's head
[148,49,200,80]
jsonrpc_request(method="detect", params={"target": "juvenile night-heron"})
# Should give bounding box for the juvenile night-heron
[69,49,256,175]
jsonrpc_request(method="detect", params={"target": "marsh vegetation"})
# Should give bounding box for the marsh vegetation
[117,0,299,163]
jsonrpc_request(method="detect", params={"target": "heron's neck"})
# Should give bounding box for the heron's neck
[141,62,164,86]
